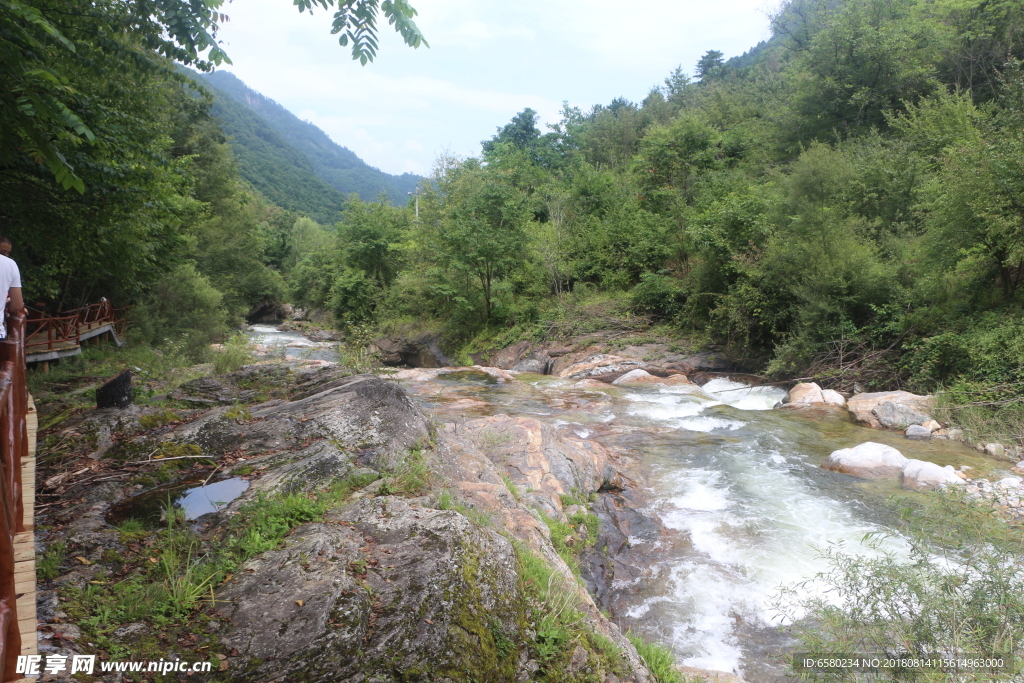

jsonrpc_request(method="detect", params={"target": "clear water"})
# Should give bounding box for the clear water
[107,477,250,527]
[398,371,999,679]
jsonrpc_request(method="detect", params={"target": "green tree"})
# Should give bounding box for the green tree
[430,160,530,322]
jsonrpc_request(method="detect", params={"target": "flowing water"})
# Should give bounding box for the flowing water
[247,324,339,361]
[402,371,1004,680]
[243,327,1009,680]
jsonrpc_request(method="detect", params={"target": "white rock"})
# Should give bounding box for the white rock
[821,389,846,406]
[1017,461,1024,469]
[611,369,654,385]
[822,442,908,479]
[786,382,825,405]
[901,460,965,491]
[996,477,1022,489]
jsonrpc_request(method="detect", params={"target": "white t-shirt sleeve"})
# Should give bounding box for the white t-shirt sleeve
[0,257,20,291]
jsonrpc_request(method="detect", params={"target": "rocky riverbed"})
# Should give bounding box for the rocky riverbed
[32,358,663,682]
[30,339,1021,683]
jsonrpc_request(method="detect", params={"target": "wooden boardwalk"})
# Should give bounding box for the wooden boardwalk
[26,302,125,367]
[14,395,37,672]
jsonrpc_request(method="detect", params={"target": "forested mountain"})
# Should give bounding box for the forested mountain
[195,71,421,212]
[5,0,1023,445]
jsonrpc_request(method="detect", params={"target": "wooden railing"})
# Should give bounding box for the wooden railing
[0,311,27,681]
[25,315,79,353]
[25,301,120,355]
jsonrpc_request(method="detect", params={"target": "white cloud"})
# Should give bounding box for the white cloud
[214,0,771,175]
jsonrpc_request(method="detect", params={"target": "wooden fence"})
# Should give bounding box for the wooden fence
[0,311,28,681]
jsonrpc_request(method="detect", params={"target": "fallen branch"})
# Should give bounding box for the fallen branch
[125,455,215,465]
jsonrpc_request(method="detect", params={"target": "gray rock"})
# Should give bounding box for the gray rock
[37,590,59,622]
[217,499,532,682]
[511,358,547,374]
[905,425,932,440]
[112,622,149,639]
[847,391,934,429]
[873,401,930,430]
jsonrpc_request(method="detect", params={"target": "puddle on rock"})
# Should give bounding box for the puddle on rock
[106,477,250,527]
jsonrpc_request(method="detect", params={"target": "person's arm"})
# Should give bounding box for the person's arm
[7,287,23,313]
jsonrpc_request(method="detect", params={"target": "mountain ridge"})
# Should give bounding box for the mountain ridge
[190,70,422,223]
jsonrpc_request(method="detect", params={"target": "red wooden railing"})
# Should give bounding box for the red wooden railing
[25,300,120,355]
[0,310,28,681]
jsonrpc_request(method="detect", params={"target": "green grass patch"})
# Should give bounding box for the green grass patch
[627,634,690,683]
[138,409,181,430]
[539,505,600,575]
[37,542,67,581]
[378,447,431,496]
[516,543,629,679]
[211,333,254,375]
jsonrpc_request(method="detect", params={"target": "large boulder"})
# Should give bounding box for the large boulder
[555,353,647,380]
[436,415,629,521]
[873,402,931,430]
[181,372,429,471]
[822,442,908,479]
[217,499,531,682]
[784,382,825,406]
[847,391,934,429]
[901,459,965,491]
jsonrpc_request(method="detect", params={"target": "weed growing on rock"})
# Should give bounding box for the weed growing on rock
[435,489,494,526]
[379,447,430,495]
[516,543,631,680]
[37,541,67,581]
[627,634,690,683]
[500,472,522,501]
[539,507,600,575]
[116,518,148,544]
[223,404,253,422]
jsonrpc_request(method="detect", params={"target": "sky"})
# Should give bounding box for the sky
[214,0,775,177]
